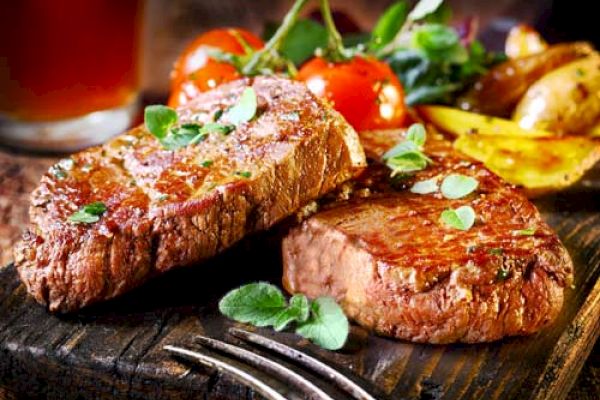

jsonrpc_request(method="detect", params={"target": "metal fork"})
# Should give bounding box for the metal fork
[164,327,377,400]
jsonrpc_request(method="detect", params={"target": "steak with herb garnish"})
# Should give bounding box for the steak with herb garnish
[14,76,366,312]
[282,129,574,343]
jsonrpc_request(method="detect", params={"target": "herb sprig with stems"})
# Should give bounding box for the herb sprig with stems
[219,282,349,350]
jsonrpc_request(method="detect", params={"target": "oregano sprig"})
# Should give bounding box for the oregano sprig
[382,123,432,177]
[219,282,349,350]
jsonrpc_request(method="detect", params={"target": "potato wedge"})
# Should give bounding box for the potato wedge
[459,42,593,117]
[505,24,548,59]
[418,105,553,138]
[454,134,600,194]
[513,56,600,135]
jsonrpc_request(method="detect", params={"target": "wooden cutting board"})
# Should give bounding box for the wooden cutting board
[1,180,599,400]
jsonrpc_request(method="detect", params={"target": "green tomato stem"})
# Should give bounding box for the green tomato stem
[319,0,347,61]
[242,0,309,75]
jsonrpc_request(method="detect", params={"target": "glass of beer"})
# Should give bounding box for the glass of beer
[0,0,143,152]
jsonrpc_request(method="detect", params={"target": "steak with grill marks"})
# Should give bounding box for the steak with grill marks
[282,129,574,343]
[14,76,366,313]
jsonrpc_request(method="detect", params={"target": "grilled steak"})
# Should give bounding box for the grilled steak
[14,77,366,312]
[282,129,574,343]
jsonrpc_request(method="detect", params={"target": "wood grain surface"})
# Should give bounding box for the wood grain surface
[0,148,599,400]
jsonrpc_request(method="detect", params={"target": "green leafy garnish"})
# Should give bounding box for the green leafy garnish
[295,297,349,351]
[265,19,329,66]
[235,171,252,178]
[383,123,432,177]
[219,283,349,350]
[407,0,444,21]
[273,294,310,331]
[514,227,536,236]
[370,1,409,52]
[410,177,438,194]
[219,282,287,327]
[144,105,236,150]
[200,160,214,168]
[223,87,258,125]
[68,202,107,224]
[144,105,178,139]
[440,205,476,231]
[440,174,479,199]
[405,123,427,146]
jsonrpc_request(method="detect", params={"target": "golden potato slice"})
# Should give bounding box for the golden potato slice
[513,56,600,135]
[418,105,553,138]
[505,24,548,59]
[459,42,593,117]
[454,134,600,194]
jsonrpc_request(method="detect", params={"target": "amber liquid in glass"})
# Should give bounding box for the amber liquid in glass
[0,0,141,123]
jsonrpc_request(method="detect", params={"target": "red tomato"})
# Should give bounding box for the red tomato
[169,28,263,107]
[297,56,407,131]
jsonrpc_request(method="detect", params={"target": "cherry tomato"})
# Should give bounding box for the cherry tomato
[169,28,263,107]
[297,56,407,131]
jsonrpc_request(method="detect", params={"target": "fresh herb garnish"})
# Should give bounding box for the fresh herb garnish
[68,202,107,224]
[144,105,178,139]
[223,87,258,125]
[440,205,475,231]
[410,177,438,194]
[497,267,510,281]
[235,171,252,178]
[219,283,349,350]
[440,174,479,199]
[144,105,237,150]
[213,108,224,122]
[200,160,214,168]
[514,227,536,236]
[383,123,432,177]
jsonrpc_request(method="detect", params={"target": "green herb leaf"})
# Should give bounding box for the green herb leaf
[440,174,479,199]
[202,122,236,136]
[408,0,444,21]
[514,227,536,236]
[387,152,431,176]
[68,202,107,224]
[213,109,224,122]
[235,171,252,178]
[296,297,349,350]
[201,160,214,168]
[273,294,310,331]
[406,123,427,146]
[370,1,409,51]
[410,177,438,194]
[440,205,476,231]
[223,87,258,125]
[412,24,467,63]
[144,105,178,139]
[218,282,287,327]
[383,123,432,177]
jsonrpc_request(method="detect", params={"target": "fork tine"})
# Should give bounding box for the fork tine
[194,335,335,400]
[163,345,287,400]
[229,328,377,400]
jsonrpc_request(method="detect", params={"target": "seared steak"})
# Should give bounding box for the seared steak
[14,77,366,312]
[282,129,573,343]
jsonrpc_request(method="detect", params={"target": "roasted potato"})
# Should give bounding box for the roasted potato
[458,42,593,117]
[454,134,600,194]
[513,56,600,135]
[418,105,553,138]
[505,24,548,59]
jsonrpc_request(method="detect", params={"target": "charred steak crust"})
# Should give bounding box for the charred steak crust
[14,77,366,312]
[282,130,574,344]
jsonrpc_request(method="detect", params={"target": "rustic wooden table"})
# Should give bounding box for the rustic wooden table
[0,147,598,399]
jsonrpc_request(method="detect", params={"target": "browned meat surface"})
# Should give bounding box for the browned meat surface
[282,129,574,343]
[14,77,366,313]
